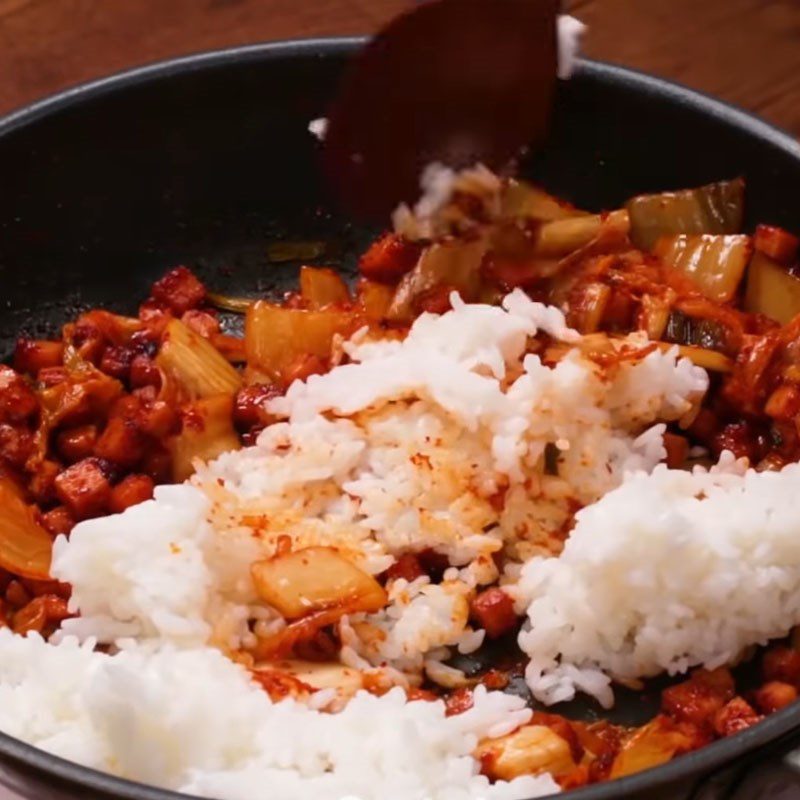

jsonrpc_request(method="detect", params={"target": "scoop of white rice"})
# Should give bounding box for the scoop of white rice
[0,629,557,800]
[516,456,800,709]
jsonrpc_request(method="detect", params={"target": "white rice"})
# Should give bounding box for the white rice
[515,455,800,709]
[0,630,557,799]
[556,16,587,79]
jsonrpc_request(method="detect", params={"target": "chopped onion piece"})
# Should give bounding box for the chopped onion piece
[654,234,752,303]
[745,251,800,324]
[156,318,242,400]
[251,546,387,620]
[0,481,52,580]
[627,179,745,251]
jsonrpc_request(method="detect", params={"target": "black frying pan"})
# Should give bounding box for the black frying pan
[2,37,800,800]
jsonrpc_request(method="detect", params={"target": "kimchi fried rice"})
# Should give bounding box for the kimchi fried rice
[3,159,800,799]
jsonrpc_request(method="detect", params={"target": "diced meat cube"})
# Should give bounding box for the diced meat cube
[691,667,735,701]
[181,309,220,339]
[763,646,800,685]
[359,233,422,283]
[754,681,798,714]
[128,329,159,359]
[28,460,61,505]
[138,299,173,339]
[233,384,280,431]
[151,266,206,315]
[132,386,158,404]
[445,687,474,716]
[662,680,726,729]
[385,553,425,583]
[4,580,30,609]
[470,587,518,639]
[712,697,762,737]
[481,255,540,290]
[754,224,800,265]
[0,425,34,469]
[417,549,450,581]
[414,285,457,316]
[21,578,71,601]
[711,422,759,462]
[405,687,438,703]
[54,458,112,519]
[99,345,135,381]
[142,448,172,484]
[13,339,64,374]
[0,366,38,424]
[663,433,689,468]
[129,354,161,389]
[40,506,76,537]
[134,400,178,438]
[56,425,99,463]
[94,417,147,467]
[480,669,510,691]
[37,366,68,387]
[687,408,719,444]
[109,474,155,513]
[12,595,71,636]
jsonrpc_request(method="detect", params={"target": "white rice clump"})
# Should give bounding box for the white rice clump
[515,456,800,710]
[556,15,587,79]
[0,629,556,799]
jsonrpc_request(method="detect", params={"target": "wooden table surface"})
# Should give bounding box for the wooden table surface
[2,0,800,137]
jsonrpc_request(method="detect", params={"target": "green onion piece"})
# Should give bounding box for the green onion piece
[266,241,327,263]
[627,178,745,251]
[206,292,255,314]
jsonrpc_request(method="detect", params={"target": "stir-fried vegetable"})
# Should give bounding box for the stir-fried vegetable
[272,660,365,693]
[245,302,360,384]
[299,267,350,309]
[745,251,800,324]
[663,311,730,354]
[156,319,242,400]
[753,224,799,266]
[206,292,254,314]
[627,178,745,251]
[655,341,733,373]
[169,394,241,481]
[356,279,395,322]
[609,718,695,779]
[266,241,328,264]
[0,480,52,579]
[476,725,576,781]
[500,180,587,222]
[653,234,751,303]
[388,238,487,321]
[637,293,674,341]
[251,546,387,619]
[533,210,630,259]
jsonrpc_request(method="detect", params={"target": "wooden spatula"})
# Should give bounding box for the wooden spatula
[323,0,559,221]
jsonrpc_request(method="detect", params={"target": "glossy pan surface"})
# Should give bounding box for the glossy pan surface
[2,37,800,800]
